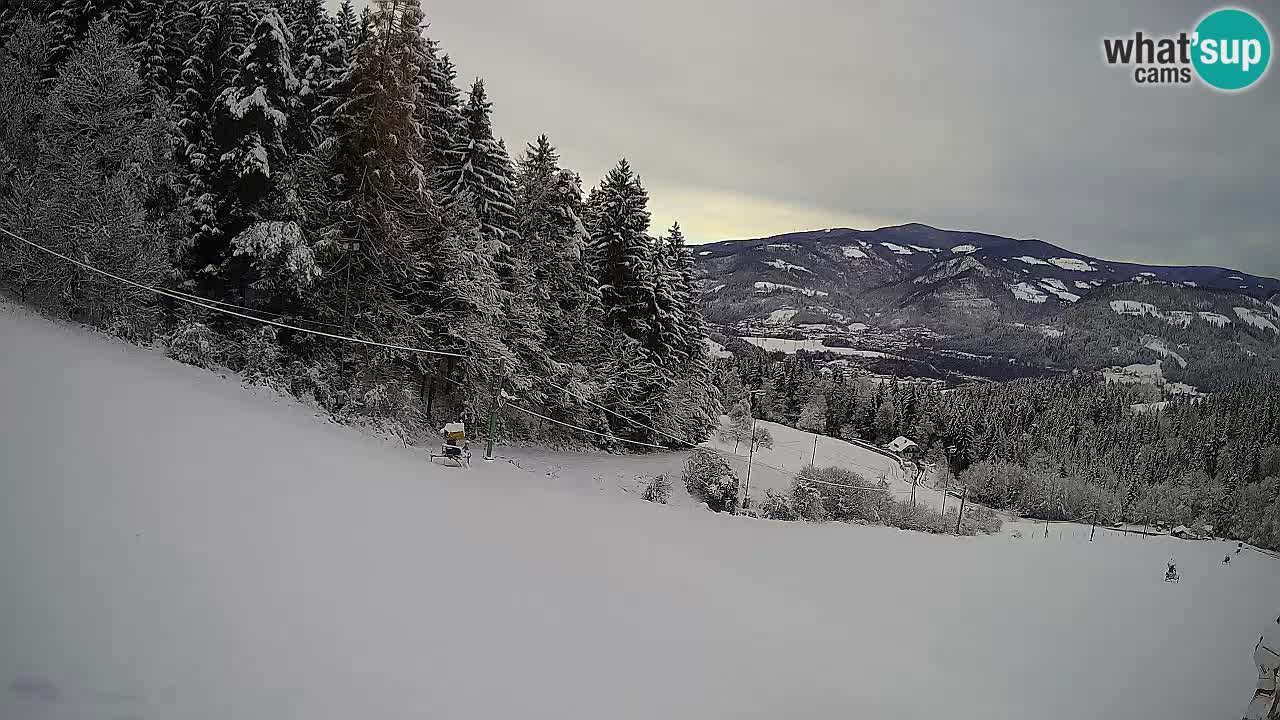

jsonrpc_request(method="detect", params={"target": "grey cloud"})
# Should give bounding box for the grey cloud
[415,0,1278,275]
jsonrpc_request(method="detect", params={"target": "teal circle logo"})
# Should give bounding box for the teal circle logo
[1192,8,1271,91]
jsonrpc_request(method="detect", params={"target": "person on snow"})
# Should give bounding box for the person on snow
[1166,557,1178,581]
[1240,542,1246,554]
[1225,554,1233,565]
[1243,614,1280,720]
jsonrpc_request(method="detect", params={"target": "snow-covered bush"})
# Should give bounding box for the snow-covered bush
[229,326,283,383]
[164,321,221,368]
[791,465,893,524]
[963,506,1004,535]
[286,357,339,410]
[758,489,798,521]
[887,499,946,533]
[642,474,671,504]
[683,449,739,513]
[230,221,320,300]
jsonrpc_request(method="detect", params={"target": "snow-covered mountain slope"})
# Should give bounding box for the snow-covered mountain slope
[697,223,1280,306]
[697,224,1280,386]
[2,303,1277,720]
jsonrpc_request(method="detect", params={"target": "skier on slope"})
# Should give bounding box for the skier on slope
[1165,557,1178,582]
[1243,614,1280,720]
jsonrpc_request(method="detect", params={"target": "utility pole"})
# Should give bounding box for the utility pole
[955,486,968,534]
[940,470,950,517]
[340,241,359,332]
[1044,475,1055,539]
[484,368,504,462]
[743,414,757,512]
[1090,508,1099,542]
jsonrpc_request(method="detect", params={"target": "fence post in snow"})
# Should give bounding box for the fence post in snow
[955,486,968,534]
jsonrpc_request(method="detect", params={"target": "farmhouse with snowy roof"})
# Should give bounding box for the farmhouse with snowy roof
[885,436,920,456]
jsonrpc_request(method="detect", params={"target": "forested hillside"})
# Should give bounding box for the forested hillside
[0,0,719,446]
[719,350,1280,548]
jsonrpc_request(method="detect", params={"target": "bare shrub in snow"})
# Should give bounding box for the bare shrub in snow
[683,449,739,513]
[641,474,671,504]
[750,425,774,452]
[228,326,283,383]
[887,499,946,533]
[164,321,220,368]
[792,464,892,524]
[758,489,798,521]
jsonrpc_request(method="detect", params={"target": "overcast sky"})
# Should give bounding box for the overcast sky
[407,0,1278,275]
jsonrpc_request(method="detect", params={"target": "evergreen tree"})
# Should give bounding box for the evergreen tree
[334,0,356,50]
[131,0,190,95]
[302,0,436,345]
[0,20,176,326]
[414,36,463,180]
[445,79,517,251]
[588,159,653,342]
[203,6,303,301]
[281,0,342,153]
[44,0,126,62]
[173,0,254,276]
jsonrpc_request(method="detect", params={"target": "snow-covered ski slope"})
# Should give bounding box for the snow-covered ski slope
[1,302,1278,720]
[701,418,955,510]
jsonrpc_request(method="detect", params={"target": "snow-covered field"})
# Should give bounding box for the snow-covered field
[2,303,1278,720]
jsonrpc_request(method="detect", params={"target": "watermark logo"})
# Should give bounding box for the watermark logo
[1102,7,1271,91]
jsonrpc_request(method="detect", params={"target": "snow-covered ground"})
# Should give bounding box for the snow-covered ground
[2,303,1278,720]
[700,417,922,503]
[738,336,894,359]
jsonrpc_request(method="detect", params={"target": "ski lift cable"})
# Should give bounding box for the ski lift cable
[435,371,668,450]
[0,226,469,359]
[4,226,734,453]
[3,226,937,479]
[505,404,669,450]
[161,284,347,329]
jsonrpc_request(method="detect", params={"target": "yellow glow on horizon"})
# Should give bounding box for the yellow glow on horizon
[644,184,898,244]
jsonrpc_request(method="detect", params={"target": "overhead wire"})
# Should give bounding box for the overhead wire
[3,225,914,483]
[0,226,468,359]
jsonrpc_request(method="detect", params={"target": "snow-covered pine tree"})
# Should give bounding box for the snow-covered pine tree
[303,0,435,342]
[649,229,686,363]
[0,20,175,330]
[511,136,609,431]
[281,0,342,153]
[0,13,52,194]
[413,35,463,182]
[445,79,517,251]
[44,0,127,62]
[334,0,356,50]
[202,6,306,304]
[356,5,372,46]
[588,159,654,343]
[130,0,189,94]
[173,0,253,279]
[660,221,720,440]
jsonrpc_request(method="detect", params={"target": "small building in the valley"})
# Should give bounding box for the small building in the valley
[885,436,920,457]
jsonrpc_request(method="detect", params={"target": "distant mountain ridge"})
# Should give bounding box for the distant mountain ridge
[693,223,1280,388]
[695,223,1280,297]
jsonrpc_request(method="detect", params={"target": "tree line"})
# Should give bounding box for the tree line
[718,348,1280,549]
[0,0,720,446]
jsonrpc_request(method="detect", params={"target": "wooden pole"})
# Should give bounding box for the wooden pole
[811,434,819,466]
[742,414,757,512]
[955,486,968,534]
[1090,508,1099,542]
